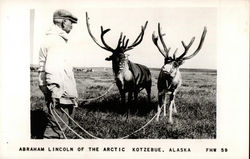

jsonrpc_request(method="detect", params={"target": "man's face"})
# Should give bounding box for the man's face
[62,19,73,33]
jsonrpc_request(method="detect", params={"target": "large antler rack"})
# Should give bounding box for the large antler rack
[152,23,178,60]
[177,27,207,60]
[124,21,148,52]
[86,12,148,53]
[86,12,114,52]
[152,23,207,61]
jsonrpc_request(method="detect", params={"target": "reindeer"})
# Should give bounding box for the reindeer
[152,23,207,124]
[85,12,152,115]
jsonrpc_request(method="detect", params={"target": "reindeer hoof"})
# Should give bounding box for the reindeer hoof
[173,109,177,114]
[168,120,174,124]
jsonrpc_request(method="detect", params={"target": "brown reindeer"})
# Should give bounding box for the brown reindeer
[152,23,207,124]
[86,13,152,115]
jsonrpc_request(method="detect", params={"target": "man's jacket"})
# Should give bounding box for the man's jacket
[38,25,78,103]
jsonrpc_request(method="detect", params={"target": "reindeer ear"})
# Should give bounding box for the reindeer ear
[105,56,112,61]
[124,53,130,59]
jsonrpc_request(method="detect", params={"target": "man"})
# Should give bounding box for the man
[38,9,78,139]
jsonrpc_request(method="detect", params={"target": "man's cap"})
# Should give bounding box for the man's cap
[53,9,78,23]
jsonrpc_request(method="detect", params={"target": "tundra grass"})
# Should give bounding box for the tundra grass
[30,67,216,139]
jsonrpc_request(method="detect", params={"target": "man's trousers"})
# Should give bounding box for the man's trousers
[39,85,75,139]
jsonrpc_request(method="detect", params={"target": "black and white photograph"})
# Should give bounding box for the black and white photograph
[30,8,216,139]
[0,0,249,158]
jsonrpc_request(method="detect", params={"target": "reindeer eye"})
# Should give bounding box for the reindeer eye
[173,61,178,67]
[164,59,172,64]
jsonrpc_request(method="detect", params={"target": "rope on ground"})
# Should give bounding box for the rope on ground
[46,83,114,139]
[60,105,164,139]
[52,105,85,139]
[60,108,100,139]
[51,82,165,139]
[118,106,162,139]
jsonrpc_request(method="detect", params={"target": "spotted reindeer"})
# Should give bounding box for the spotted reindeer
[152,23,207,124]
[86,13,152,116]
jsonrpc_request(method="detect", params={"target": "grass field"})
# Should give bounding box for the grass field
[30,67,216,139]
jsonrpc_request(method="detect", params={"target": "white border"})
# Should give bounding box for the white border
[0,0,249,159]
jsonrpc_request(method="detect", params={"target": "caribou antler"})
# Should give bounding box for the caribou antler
[100,26,114,51]
[152,24,207,62]
[177,27,207,60]
[152,31,165,57]
[86,12,114,52]
[176,37,195,60]
[124,21,148,51]
[158,23,171,58]
[152,23,177,60]
[116,32,129,50]
[86,12,148,53]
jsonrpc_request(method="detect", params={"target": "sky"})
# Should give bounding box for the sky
[31,7,217,69]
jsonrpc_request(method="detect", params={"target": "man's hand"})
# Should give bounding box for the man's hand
[42,104,48,112]
[74,98,78,107]
[47,84,63,99]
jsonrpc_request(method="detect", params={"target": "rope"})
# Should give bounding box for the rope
[60,108,101,139]
[49,82,165,139]
[52,106,85,139]
[49,103,67,139]
[119,105,163,139]
[81,83,115,102]
[44,83,114,139]
[60,104,164,139]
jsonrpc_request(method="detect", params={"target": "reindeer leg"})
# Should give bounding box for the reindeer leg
[128,91,132,104]
[133,90,139,115]
[172,91,177,114]
[156,94,162,121]
[118,88,126,116]
[169,102,173,124]
[123,92,130,120]
[117,80,125,105]
[146,81,152,103]
[173,100,177,114]
[127,91,133,118]
[146,86,151,103]
[120,91,125,105]
[134,91,138,103]
[168,93,175,124]
[163,93,169,117]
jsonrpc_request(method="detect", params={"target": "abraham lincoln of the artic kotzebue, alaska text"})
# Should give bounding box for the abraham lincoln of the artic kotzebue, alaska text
[38,9,78,139]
